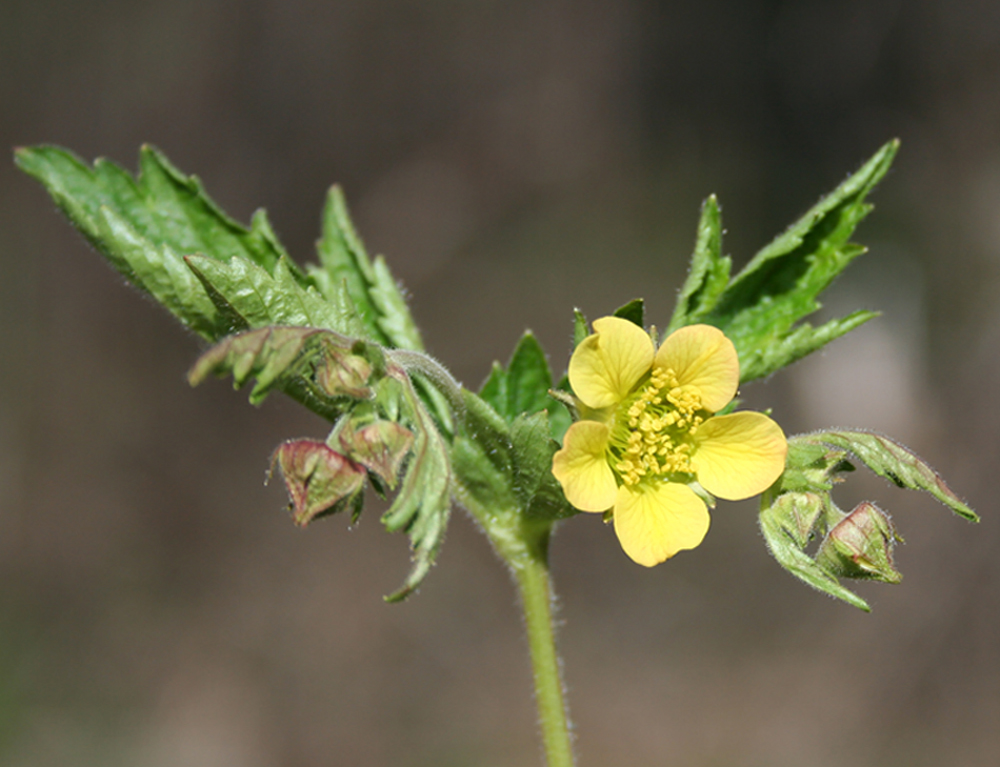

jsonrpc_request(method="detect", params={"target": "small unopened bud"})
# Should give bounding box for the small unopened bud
[339,421,414,490]
[272,439,365,526]
[316,347,372,399]
[817,501,902,584]
[771,491,824,548]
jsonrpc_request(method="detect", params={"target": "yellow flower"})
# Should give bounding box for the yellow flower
[552,317,787,566]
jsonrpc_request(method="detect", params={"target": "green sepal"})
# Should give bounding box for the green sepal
[801,430,978,522]
[337,420,415,491]
[572,309,589,348]
[271,439,366,526]
[668,194,731,332]
[450,436,518,514]
[815,501,903,584]
[461,388,513,476]
[612,298,644,328]
[760,428,978,611]
[670,140,898,382]
[546,392,573,445]
[187,326,376,412]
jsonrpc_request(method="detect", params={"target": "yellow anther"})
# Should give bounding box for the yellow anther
[611,368,706,485]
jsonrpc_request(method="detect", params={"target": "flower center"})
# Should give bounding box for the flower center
[609,366,706,486]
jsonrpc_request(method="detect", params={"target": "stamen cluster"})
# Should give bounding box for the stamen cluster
[551,316,787,566]
[613,367,704,485]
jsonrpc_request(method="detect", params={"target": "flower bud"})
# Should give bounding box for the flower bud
[316,347,373,399]
[272,439,366,526]
[817,501,902,583]
[339,420,414,490]
[770,491,824,548]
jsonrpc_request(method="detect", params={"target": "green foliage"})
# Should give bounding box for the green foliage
[454,389,575,525]
[612,298,644,328]
[186,253,367,338]
[479,331,570,441]
[314,186,423,350]
[380,363,452,602]
[480,332,553,421]
[22,140,975,615]
[670,140,898,382]
[807,431,977,521]
[668,195,729,333]
[15,144,421,350]
[760,429,978,611]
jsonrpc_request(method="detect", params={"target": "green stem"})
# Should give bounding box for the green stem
[509,526,575,767]
[453,475,574,765]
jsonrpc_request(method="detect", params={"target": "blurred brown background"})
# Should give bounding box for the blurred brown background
[2,1,998,765]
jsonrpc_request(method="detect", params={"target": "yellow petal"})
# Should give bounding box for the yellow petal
[569,316,654,409]
[612,482,710,566]
[654,324,739,412]
[690,412,787,500]
[551,421,617,512]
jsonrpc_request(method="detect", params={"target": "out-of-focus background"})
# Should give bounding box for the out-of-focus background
[2,2,997,765]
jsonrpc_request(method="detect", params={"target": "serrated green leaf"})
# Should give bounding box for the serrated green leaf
[509,412,574,520]
[736,310,879,383]
[476,332,556,425]
[96,206,224,338]
[802,430,978,522]
[694,140,898,382]
[478,362,507,415]
[315,186,423,351]
[186,254,367,339]
[612,298,644,328]
[668,195,731,332]
[505,332,554,419]
[370,255,423,350]
[381,365,453,602]
[15,145,315,340]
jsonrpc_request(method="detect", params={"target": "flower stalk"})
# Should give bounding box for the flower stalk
[454,478,575,767]
[512,532,575,767]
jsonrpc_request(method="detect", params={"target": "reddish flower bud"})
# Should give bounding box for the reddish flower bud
[339,421,414,490]
[316,347,372,399]
[272,439,365,526]
[817,501,902,584]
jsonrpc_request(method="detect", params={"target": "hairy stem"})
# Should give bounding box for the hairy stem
[453,482,575,766]
[511,532,575,767]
